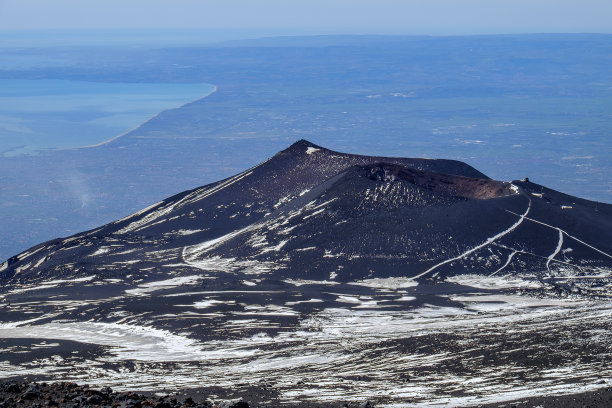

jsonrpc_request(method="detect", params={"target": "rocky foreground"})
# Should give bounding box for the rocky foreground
[0,381,611,408]
[0,381,245,408]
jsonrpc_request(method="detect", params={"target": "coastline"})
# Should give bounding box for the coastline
[75,84,217,150]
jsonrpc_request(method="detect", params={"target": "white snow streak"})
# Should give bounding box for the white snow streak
[349,277,419,289]
[490,251,518,276]
[90,247,110,256]
[183,224,255,256]
[413,199,531,279]
[117,158,269,234]
[125,276,202,296]
[0,322,202,362]
[447,274,542,290]
[508,212,612,260]
[547,229,564,271]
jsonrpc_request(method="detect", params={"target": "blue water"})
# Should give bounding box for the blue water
[0,79,215,156]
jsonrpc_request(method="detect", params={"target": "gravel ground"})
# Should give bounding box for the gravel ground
[1,381,611,408]
[0,381,222,408]
[467,386,612,408]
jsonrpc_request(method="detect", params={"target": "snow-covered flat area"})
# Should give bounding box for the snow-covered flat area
[0,278,610,407]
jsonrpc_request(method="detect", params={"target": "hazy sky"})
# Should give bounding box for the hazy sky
[1,0,611,36]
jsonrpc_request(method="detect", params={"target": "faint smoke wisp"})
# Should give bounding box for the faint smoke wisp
[66,170,92,209]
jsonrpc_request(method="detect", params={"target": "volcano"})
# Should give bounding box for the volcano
[1,140,611,406]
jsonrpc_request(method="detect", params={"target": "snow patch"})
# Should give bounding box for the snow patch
[90,247,110,256]
[180,299,231,309]
[185,255,279,275]
[295,247,317,252]
[13,262,32,274]
[349,277,419,289]
[303,208,325,220]
[125,275,202,296]
[0,322,203,362]
[236,304,298,316]
[261,240,288,253]
[274,195,293,209]
[16,246,44,261]
[283,279,339,286]
[446,274,542,290]
[285,298,324,306]
[175,229,204,236]
[183,224,255,255]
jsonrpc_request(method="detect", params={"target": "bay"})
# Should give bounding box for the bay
[0,79,215,156]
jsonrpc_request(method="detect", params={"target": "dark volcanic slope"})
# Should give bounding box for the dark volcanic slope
[2,139,610,286]
[1,140,611,406]
[0,139,488,283]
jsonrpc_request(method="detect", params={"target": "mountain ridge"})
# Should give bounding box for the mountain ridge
[2,140,610,286]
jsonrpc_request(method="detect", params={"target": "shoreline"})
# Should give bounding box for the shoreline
[73,84,217,150]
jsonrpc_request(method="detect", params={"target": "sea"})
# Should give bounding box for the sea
[0,79,215,156]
